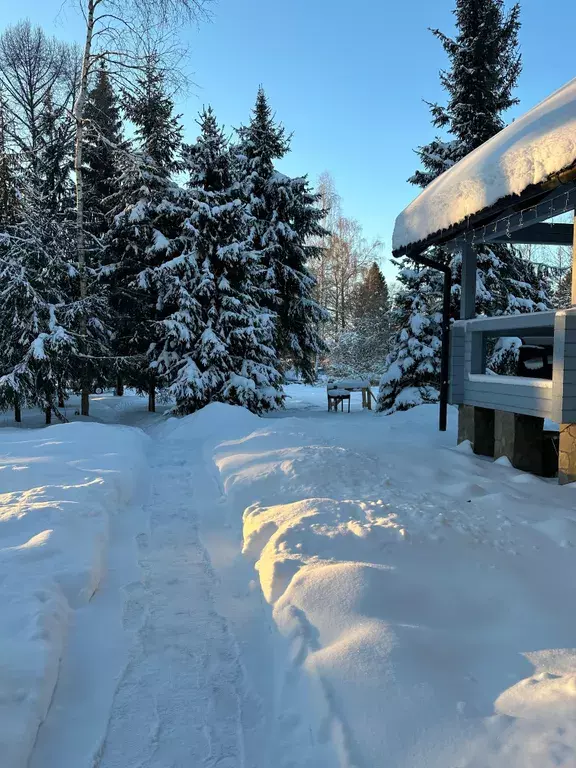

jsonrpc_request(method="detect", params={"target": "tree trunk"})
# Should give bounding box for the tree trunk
[74,0,95,418]
[45,406,52,425]
[14,401,21,423]
[58,391,65,408]
[115,375,124,397]
[81,390,90,417]
[148,380,156,413]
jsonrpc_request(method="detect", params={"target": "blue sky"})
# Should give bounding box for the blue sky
[2,0,574,278]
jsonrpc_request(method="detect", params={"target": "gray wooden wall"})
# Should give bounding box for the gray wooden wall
[449,310,574,421]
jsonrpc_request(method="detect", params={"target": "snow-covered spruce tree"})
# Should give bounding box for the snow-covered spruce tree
[148,106,284,415]
[236,88,327,381]
[0,189,111,421]
[377,265,443,412]
[556,268,572,309]
[103,55,186,409]
[379,0,552,411]
[83,66,124,239]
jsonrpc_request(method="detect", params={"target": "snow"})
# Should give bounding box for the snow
[393,77,576,251]
[0,420,148,768]
[4,385,576,768]
[329,378,371,388]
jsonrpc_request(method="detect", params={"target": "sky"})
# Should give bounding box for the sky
[1,0,574,279]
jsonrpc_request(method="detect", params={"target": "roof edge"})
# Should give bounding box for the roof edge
[392,162,576,259]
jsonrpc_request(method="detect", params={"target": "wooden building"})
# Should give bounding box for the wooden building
[391,78,576,482]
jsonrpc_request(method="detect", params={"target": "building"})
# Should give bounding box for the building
[392,78,576,482]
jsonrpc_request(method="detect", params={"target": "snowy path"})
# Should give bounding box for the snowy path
[96,438,247,768]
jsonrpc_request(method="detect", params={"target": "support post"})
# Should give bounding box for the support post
[494,410,544,475]
[460,243,477,320]
[408,249,452,432]
[457,404,494,456]
[439,266,451,431]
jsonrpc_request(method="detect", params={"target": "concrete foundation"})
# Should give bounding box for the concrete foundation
[558,424,576,485]
[494,411,544,475]
[457,405,495,456]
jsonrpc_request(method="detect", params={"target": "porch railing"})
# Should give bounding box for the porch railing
[450,308,576,423]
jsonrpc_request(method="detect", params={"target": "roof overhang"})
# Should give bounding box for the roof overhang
[394,168,576,259]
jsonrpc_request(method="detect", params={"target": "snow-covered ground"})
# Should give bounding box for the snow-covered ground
[3,385,576,767]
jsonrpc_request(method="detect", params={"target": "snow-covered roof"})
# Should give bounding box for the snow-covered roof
[393,78,576,254]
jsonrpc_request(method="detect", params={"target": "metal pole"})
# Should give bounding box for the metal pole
[408,251,452,432]
[439,268,452,432]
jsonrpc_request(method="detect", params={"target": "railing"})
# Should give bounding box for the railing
[450,308,576,423]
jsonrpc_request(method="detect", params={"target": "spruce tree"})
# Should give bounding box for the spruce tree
[237,88,327,381]
[83,67,124,238]
[0,188,111,421]
[377,266,443,412]
[148,106,283,414]
[556,268,572,309]
[37,90,75,217]
[103,56,185,408]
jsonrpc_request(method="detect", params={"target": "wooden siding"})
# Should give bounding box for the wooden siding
[449,312,560,420]
[552,309,576,423]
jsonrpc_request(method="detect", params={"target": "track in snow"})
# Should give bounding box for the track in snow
[96,443,249,768]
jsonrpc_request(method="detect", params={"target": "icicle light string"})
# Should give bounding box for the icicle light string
[460,186,576,246]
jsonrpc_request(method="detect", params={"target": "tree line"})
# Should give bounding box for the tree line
[0,9,327,422]
[310,171,392,380]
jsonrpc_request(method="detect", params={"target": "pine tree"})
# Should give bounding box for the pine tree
[148,106,284,414]
[237,88,327,381]
[103,56,186,408]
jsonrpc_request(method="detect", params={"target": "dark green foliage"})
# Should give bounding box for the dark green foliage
[83,67,124,238]
[237,88,327,381]
[149,106,283,414]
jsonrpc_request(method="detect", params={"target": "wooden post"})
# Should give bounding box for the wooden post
[460,243,477,320]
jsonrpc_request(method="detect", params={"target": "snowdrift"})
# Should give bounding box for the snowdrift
[0,422,148,768]
[186,398,576,767]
